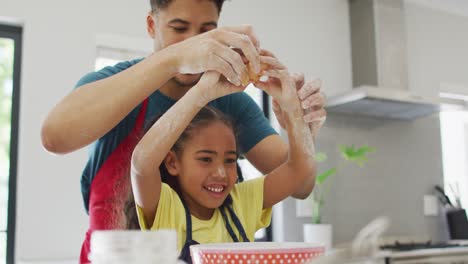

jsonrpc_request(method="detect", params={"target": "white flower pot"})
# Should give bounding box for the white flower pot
[303,223,332,252]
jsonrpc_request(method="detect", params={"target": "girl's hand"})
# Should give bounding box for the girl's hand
[259,69,300,113]
[193,48,287,103]
[253,50,299,112]
[194,71,247,104]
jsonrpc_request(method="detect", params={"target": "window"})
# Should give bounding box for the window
[238,83,265,182]
[440,110,468,209]
[237,84,273,241]
[0,24,22,264]
[95,46,148,71]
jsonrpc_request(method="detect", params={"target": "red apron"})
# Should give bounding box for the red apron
[80,99,148,263]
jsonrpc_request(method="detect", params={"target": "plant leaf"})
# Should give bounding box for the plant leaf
[339,144,375,167]
[315,152,327,162]
[316,168,337,185]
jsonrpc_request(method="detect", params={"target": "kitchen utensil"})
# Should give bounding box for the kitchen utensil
[190,242,325,264]
[446,208,468,239]
[434,185,454,207]
[90,230,178,264]
[308,216,390,264]
[449,182,462,208]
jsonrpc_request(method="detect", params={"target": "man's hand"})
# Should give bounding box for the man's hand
[167,25,261,86]
[193,48,289,106]
[272,74,327,140]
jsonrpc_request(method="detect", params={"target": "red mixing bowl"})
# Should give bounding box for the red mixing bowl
[190,242,325,264]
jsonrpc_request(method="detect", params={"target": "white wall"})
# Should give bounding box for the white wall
[405,1,468,96]
[220,0,352,97]
[1,0,352,262]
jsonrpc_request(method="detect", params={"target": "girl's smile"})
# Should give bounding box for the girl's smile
[166,121,238,220]
[203,183,227,198]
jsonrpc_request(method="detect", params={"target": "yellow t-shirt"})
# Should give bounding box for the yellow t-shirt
[136,177,272,251]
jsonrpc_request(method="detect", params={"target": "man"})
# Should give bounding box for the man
[41,0,326,263]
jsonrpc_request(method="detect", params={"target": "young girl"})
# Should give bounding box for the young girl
[130,56,317,263]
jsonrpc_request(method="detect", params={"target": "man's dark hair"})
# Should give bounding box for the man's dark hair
[150,0,226,14]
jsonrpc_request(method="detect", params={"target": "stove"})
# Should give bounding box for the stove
[380,240,468,251]
[378,241,468,263]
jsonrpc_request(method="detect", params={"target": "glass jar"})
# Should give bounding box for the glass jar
[90,229,178,264]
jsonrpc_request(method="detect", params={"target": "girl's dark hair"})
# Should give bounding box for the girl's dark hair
[150,0,226,14]
[124,106,238,229]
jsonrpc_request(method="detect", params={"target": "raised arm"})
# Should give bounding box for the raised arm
[131,71,245,226]
[255,69,317,209]
[131,83,204,226]
[41,25,261,154]
[41,51,175,155]
[244,50,325,199]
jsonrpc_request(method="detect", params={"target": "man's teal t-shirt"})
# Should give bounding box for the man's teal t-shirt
[75,58,277,213]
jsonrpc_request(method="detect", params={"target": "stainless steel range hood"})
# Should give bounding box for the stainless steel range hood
[327,85,464,120]
[326,0,465,120]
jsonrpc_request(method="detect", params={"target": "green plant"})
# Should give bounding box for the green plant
[312,144,375,224]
